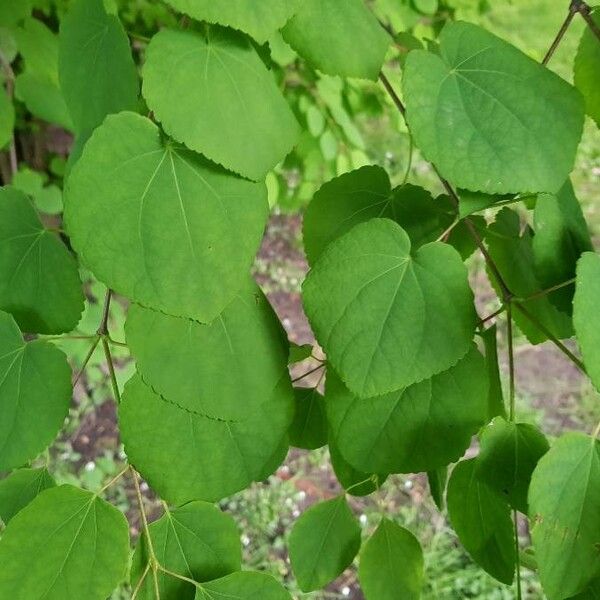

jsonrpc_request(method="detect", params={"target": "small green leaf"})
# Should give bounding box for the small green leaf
[477,417,549,514]
[289,387,328,450]
[0,187,83,334]
[289,495,361,592]
[0,485,130,600]
[65,112,268,323]
[0,311,72,470]
[427,467,447,511]
[326,346,488,474]
[447,459,515,585]
[359,518,424,600]
[0,468,55,524]
[11,168,63,215]
[329,440,386,497]
[16,18,59,82]
[59,0,138,138]
[142,27,299,181]
[131,501,241,600]
[480,325,507,420]
[288,343,313,365]
[0,87,14,149]
[195,571,292,600]
[119,374,293,504]
[404,21,584,194]
[303,218,476,398]
[574,8,600,127]
[282,0,389,81]
[529,433,600,600]
[458,190,513,218]
[162,0,301,44]
[574,252,600,391]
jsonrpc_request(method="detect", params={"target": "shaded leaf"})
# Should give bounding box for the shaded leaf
[289,387,328,450]
[427,467,447,511]
[480,324,507,420]
[329,439,386,497]
[196,571,292,600]
[574,8,600,127]
[0,468,55,524]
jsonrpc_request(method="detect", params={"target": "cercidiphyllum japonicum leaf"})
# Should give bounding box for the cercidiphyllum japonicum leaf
[303,165,457,265]
[533,179,592,315]
[161,0,301,44]
[485,208,573,344]
[126,280,289,421]
[195,571,292,600]
[130,501,242,600]
[302,218,477,398]
[574,253,600,391]
[0,485,130,600]
[58,0,138,141]
[480,325,507,421]
[281,0,390,81]
[289,387,328,450]
[64,112,268,323]
[358,518,424,600]
[447,459,516,585]
[403,21,584,194]
[142,27,300,181]
[574,8,600,127]
[326,345,488,475]
[0,311,72,470]
[288,495,361,592]
[0,187,83,334]
[119,373,294,504]
[0,87,14,149]
[427,467,448,511]
[529,433,600,600]
[476,417,549,515]
[0,467,55,524]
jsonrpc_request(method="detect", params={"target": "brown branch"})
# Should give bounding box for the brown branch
[576,1,600,43]
[543,2,578,65]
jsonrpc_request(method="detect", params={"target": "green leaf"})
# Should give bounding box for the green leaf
[574,252,600,391]
[427,467,447,511]
[59,0,138,138]
[142,26,299,181]
[162,0,301,44]
[126,281,289,421]
[195,571,292,600]
[119,374,293,504]
[529,433,600,600]
[0,485,129,600]
[131,501,241,600]
[480,325,507,420]
[0,311,71,470]
[359,518,424,600]
[477,417,549,514]
[326,346,488,474]
[447,459,515,585]
[288,343,313,365]
[11,168,63,215]
[289,387,328,450]
[303,218,476,398]
[569,578,600,600]
[65,112,268,323]
[486,208,573,344]
[289,495,361,592]
[16,18,58,82]
[0,86,13,149]
[458,189,513,218]
[282,0,390,81]
[0,468,55,524]
[533,180,592,314]
[403,21,584,194]
[0,187,83,334]
[0,0,30,26]
[574,8,600,127]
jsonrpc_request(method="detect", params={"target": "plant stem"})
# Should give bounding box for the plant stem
[593,418,600,439]
[97,290,112,336]
[291,363,325,383]
[96,465,129,496]
[576,1,600,43]
[72,335,101,387]
[507,303,516,421]
[102,337,121,403]
[402,134,414,184]
[131,562,151,600]
[478,305,506,327]
[514,510,523,600]
[156,564,199,587]
[543,3,578,65]
[517,277,576,303]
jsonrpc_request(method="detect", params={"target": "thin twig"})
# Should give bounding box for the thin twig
[72,335,101,387]
[507,304,516,421]
[576,1,600,43]
[97,290,112,336]
[516,278,576,303]
[514,509,523,600]
[157,564,199,587]
[542,3,578,65]
[102,337,121,403]
[593,419,600,439]
[478,305,506,327]
[291,363,325,384]
[131,562,151,600]
[96,465,129,496]
[402,134,413,184]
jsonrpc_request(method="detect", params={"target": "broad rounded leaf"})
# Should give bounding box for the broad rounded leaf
[574,9,600,127]
[477,417,549,514]
[303,218,476,398]
[162,0,301,44]
[0,311,72,470]
[0,187,83,334]
[0,467,55,524]
[0,485,129,600]
[447,459,515,585]
[131,502,241,600]
[59,0,138,137]
[282,0,390,80]
[0,87,13,149]
[327,346,488,474]
[142,27,300,181]
[289,386,328,450]
[126,281,289,421]
[120,374,293,504]
[65,112,268,322]
[574,252,600,391]
[288,495,361,592]
[195,572,292,600]
[404,21,584,194]
[529,433,600,600]
[359,518,424,600]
